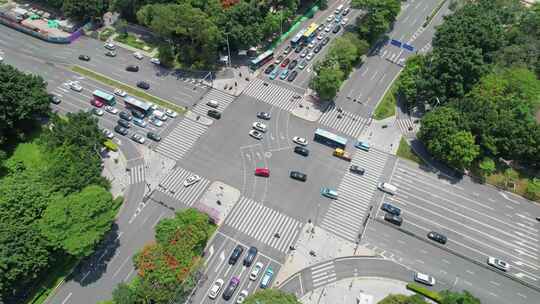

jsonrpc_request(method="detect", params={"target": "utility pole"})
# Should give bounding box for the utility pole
[225,32,231,68]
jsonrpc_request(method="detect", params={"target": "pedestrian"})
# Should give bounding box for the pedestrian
[235,81,237,87]
[239,72,242,77]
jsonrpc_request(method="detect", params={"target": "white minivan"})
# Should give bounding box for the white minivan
[377,182,397,195]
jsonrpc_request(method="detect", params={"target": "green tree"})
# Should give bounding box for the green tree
[318,0,328,10]
[443,131,480,170]
[525,178,540,201]
[112,282,137,304]
[157,43,175,68]
[310,65,344,100]
[39,185,119,257]
[61,0,108,22]
[40,112,104,153]
[0,63,50,145]
[440,290,481,304]
[244,289,301,304]
[396,55,425,108]
[353,0,401,43]
[378,294,428,304]
[116,19,129,39]
[327,33,365,75]
[478,157,496,177]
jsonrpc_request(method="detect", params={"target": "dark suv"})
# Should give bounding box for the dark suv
[126,65,139,72]
[384,213,403,226]
[228,245,243,265]
[294,146,309,156]
[427,231,447,244]
[381,203,401,216]
[114,125,129,135]
[119,111,133,121]
[207,109,222,119]
[117,119,131,128]
[243,246,258,267]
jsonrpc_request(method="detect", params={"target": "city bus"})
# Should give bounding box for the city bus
[92,89,116,106]
[290,28,306,47]
[303,23,318,43]
[314,128,347,149]
[249,50,274,70]
[124,96,152,115]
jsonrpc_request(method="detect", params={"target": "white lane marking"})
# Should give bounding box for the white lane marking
[61,292,73,304]
[113,256,131,278]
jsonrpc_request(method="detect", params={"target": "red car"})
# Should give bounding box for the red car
[91,99,104,108]
[280,58,290,68]
[255,167,270,177]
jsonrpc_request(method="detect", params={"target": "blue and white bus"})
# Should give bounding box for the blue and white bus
[290,29,306,47]
[314,128,348,149]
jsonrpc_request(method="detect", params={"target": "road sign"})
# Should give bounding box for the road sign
[390,39,402,47]
[403,43,415,52]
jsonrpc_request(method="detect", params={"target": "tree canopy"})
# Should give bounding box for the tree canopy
[353,0,401,43]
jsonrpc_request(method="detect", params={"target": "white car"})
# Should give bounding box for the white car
[165,109,178,118]
[293,136,308,146]
[325,25,332,32]
[308,42,315,48]
[133,52,144,60]
[104,106,118,114]
[183,175,201,187]
[150,117,163,127]
[414,272,435,286]
[208,278,224,299]
[102,129,114,139]
[67,81,82,92]
[236,290,248,303]
[131,133,146,144]
[487,257,510,271]
[104,43,116,50]
[114,88,127,97]
[249,130,263,140]
[0,56,3,62]
[150,58,160,65]
[341,18,349,26]
[252,122,267,133]
[326,15,334,22]
[306,52,314,61]
[317,34,324,40]
[147,102,158,110]
[250,262,264,281]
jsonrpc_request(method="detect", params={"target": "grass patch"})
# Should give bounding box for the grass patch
[99,28,115,41]
[71,65,186,114]
[486,171,538,202]
[5,142,46,171]
[115,33,155,52]
[396,137,424,165]
[406,283,442,303]
[26,256,78,304]
[373,82,397,120]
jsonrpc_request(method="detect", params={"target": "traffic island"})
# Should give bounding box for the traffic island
[194,181,240,226]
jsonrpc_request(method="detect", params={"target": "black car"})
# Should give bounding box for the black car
[137,81,150,90]
[332,25,342,34]
[380,202,401,216]
[294,146,309,156]
[295,45,303,53]
[228,245,244,265]
[384,213,403,226]
[119,111,133,121]
[222,278,240,301]
[427,231,447,244]
[264,64,276,74]
[290,171,307,182]
[289,59,298,70]
[126,65,139,72]
[349,165,365,175]
[207,109,222,119]
[314,44,322,53]
[78,55,90,61]
[243,246,258,267]
[114,125,129,135]
[322,37,330,45]
[147,132,161,142]
[342,7,350,16]
[257,112,271,120]
[287,70,298,82]
[117,119,131,128]
[49,94,61,104]
[131,109,145,119]
[317,24,326,32]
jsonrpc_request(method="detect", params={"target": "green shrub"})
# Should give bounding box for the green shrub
[406,283,442,303]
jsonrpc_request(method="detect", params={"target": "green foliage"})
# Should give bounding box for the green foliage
[39,186,118,257]
[112,282,137,304]
[311,65,344,100]
[244,289,301,304]
[406,283,442,303]
[61,0,108,22]
[378,294,428,304]
[525,178,540,201]
[0,63,50,145]
[115,19,129,38]
[396,138,423,165]
[439,290,481,304]
[478,157,496,177]
[353,0,401,43]
[158,43,175,68]
[396,55,425,108]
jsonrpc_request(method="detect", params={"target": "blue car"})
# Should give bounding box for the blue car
[279,69,290,80]
[132,117,147,128]
[260,267,274,289]
[355,141,370,151]
[269,68,280,80]
[321,188,338,199]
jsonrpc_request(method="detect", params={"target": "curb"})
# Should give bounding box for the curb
[374,218,540,293]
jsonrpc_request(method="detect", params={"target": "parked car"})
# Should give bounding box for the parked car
[269,68,280,80]
[280,58,291,68]
[131,133,145,144]
[326,15,334,22]
[322,37,330,45]
[321,188,338,199]
[427,231,447,244]
[287,70,298,82]
[384,213,403,226]
[236,290,248,304]
[380,203,401,216]
[487,257,510,271]
[126,65,139,72]
[306,52,314,61]
[264,64,276,74]
[250,262,264,280]
[243,247,258,266]
[49,94,61,104]
[131,110,145,119]
[314,44,322,53]
[283,45,292,54]
[91,99,104,108]
[260,267,274,289]
[150,117,163,127]
[414,272,436,286]
[292,136,308,146]
[137,81,150,90]
[289,59,298,70]
[342,7,350,16]
[133,118,147,128]
[147,132,161,142]
[133,52,144,60]
[104,43,116,50]
[114,125,129,136]
[300,50,308,58]
[249,130,263,140]
[229,245,244,265]
[114,88,127,97]
[279,69,289,80]
[222,277,240,301]
[91,108,104,116]
[208,279,224,299]
[295,45,303,53]
[298,60,307,70]
[165,109,178,118]
[290,171,307,182]
[274,54,285,64]
[102,129,114,139]
[332,25,342,33]
[78,55,90,61]
[252,122,267,132]
[150,58,160,65]
[117,119,131,128]
[207,109,222,119]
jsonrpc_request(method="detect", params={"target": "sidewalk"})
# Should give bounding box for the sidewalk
[359,117,402,155]
[300,277,413,304]
[291,91,327,122]
[101,149,129,198]
[211,66,253,96]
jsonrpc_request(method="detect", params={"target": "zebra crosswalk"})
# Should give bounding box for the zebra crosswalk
[129,164,146,184]
[225,197,302,253]
[318,104,368,139]
[320,148,390,242]
[158,167,210,206]
[242,78,301,112]
[311,261,337,289]
[192,88,235,117]
[396,118,420,136]
[155,118,208,161]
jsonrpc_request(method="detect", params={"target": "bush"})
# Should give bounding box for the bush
[525,178,540,201]
[406,283,442,303]
[99,28,115,41]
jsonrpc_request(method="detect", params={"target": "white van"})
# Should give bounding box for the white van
[335,4,343,15]
[377,182,397,195]
[206,99,219,108]
[153,110,168,121]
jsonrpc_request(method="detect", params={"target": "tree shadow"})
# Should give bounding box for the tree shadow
[409,138,464,184]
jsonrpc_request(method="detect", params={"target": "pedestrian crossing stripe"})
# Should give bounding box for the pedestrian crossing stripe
[225,197,302,253]
[318,104,368,139]
[242,78,301,112]
[396,119,419,135]
[155,118,208,161]
[129,164,145,185]
[158,166,210,206]
[320,149,390,242]
[192,88,236,116]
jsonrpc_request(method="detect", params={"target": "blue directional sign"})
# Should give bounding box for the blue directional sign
[390,39,402,47]
[403,43,415,52]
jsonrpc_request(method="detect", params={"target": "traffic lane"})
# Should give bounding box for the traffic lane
[194,233,281,304]
[391,0,441,43]
[362,221,539,304]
